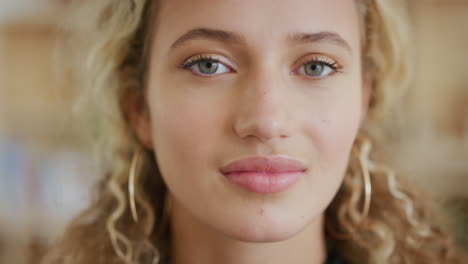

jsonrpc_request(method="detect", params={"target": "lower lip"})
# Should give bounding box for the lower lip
[222,171,303,194]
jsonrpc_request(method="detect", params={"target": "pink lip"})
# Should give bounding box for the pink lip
[220,156,307,194]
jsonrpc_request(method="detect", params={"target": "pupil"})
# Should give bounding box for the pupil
[199,61,218,74]
[306,63,323,76]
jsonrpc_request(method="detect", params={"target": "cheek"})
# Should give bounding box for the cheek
[148,94,221,188]
[302,88,363,178]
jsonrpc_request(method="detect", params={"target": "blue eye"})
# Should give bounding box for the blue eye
[299,58,339,78]
[197,61,220,74]
[182,56,231,76]
[305,63,327,76]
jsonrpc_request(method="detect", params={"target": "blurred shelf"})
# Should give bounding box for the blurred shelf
[1,24,84,148]
[0,0,69,25]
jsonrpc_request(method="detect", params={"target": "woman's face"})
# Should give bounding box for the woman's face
[141,0,367,242]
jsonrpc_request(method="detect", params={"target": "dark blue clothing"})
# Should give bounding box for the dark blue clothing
[325,251,348,264]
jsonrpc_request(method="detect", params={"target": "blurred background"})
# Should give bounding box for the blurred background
[0,0,467,263]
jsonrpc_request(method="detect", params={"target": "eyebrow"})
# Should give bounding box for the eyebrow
[170,27,352,54]
[289,31,352,53]
[170,28,245,49]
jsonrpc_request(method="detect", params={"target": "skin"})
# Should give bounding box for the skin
[132,0,370,263]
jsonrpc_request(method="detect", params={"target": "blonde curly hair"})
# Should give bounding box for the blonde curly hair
[43,0,466,263]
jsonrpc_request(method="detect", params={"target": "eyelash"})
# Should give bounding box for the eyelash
[181,55,225,69]
[180,55,342,76]
[305,57,341,71]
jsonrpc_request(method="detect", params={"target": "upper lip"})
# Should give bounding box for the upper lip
[220,155,307,174]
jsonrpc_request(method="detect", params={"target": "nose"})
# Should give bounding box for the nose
[232,71,291,143]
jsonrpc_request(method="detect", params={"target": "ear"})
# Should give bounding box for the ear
[126,89,154,149]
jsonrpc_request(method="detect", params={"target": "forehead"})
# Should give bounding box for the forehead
[154,0,361,51]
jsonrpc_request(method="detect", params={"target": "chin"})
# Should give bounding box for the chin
[231,230,300,243]
[216,212,312,243]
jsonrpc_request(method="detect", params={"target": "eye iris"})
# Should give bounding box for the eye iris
[305,63,324,76]
[199,61,219,74]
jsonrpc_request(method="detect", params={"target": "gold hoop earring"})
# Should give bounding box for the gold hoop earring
[355,137,372,221]
[129,147,144,223]
[326,138,373,239]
